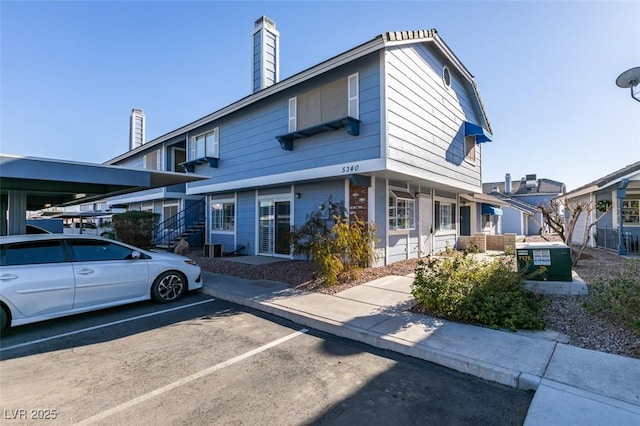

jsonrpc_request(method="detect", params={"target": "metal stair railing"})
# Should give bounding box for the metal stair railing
[154,199,205,248]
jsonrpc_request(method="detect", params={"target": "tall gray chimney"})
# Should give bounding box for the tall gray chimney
[252,16,279,93]
[129,108,145,150]
[505,173,512,194]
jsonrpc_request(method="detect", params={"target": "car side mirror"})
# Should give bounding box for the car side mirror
[131,250,142,260]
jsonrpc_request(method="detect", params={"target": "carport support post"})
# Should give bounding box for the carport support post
[7,190,27,236]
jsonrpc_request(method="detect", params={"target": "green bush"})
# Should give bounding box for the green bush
[412,250,546,331]
[291,198,378,286]
[583,260,640,334]
[290,197,346,259]
[112,210,160,249]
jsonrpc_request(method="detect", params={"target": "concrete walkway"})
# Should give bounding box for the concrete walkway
[198,270,640,425]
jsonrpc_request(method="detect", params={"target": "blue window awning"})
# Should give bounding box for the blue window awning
[481,204,503,216]
[464,121,492,144]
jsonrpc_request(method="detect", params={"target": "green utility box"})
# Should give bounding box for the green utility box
[516,242,572,282]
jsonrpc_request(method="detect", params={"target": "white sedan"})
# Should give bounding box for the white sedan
[0,234,202,331]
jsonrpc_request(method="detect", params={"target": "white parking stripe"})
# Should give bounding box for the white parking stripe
[0,299,216,352]
[75,328,309,425]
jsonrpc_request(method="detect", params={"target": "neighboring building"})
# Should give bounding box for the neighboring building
[129,108,146,150]
[105,20,496,265]
[484,173,565,235]
[559,161,640,255]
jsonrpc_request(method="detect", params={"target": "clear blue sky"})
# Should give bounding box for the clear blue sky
[1,1,639,192]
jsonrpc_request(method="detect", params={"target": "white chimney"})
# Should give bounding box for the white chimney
[252,16,279,93]
[505,173,512,194]
[129,108,145,150]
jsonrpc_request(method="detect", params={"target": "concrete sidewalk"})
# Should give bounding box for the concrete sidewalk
[198,270,640,425]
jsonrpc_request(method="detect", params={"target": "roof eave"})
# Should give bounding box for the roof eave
[106,29,492,163]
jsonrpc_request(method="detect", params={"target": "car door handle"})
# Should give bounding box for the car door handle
[0,274,18,281]
[76,268,94,275]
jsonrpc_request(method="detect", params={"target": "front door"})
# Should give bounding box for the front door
[418,196,433,256]
[460,205,471,236]
[258,200,291,256]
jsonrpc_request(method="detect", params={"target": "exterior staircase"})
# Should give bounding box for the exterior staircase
[154,199,206,251]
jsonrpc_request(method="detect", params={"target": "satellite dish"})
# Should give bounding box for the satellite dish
[616,67,640,88]
[616,67,640,103]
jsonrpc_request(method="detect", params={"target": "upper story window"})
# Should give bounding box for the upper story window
[189,128,219,161]
[288,73,359,132]
[143,149,161,171]
[465,136,476,162]
[388,190,415,230]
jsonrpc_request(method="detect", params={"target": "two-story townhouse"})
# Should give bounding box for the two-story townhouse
[106,18,494,266]
[484,173,566,236]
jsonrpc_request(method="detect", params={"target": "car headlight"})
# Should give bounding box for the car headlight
[184,259,198,266]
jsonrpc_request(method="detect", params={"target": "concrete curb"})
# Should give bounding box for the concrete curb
[199,285,539,390]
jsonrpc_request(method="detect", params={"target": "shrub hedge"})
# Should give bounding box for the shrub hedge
[411,250,546,331]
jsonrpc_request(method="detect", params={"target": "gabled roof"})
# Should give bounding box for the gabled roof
[483,177,565,196]
[488,192,538,214]
[563,160,640,199]
[106,29,491,164]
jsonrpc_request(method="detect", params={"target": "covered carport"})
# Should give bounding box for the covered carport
[0,154,206,236]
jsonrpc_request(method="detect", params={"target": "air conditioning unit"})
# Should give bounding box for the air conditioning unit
[204,243,223,258]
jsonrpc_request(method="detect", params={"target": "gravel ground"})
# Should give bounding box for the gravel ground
[192,246,640,359]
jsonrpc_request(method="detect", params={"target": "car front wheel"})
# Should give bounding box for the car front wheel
[151,271,186,303]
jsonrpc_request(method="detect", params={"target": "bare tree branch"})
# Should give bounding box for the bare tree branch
[538,198,612,266]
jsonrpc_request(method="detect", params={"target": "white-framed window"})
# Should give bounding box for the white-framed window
[289,73,359,132]
[465,136,476,162]
[621,199,640,224]
[435,199,456,232]
[389,190,415,230]
[163,202,179,229]
[140,202,154,213]
[348,72,359,119]
[143,149,161,170]
[288,97,297,132]
[189,128,219,161]
[211,199,235,232]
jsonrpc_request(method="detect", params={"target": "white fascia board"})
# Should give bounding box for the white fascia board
[561,185,599,201]
[596,169,640,189]
[386,158,482,194]
[106,191,165,206]
[187,158,386,195]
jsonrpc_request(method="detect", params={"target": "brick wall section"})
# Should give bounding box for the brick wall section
[487,235,504,251]
[457,234,487,252]
[458,233,516,252]
[503,233,516,252]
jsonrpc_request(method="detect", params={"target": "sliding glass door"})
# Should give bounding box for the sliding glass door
[258,200,291,256]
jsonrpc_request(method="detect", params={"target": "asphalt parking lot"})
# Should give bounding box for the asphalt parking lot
[0,293,532,425]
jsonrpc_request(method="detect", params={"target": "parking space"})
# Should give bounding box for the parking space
[1,294,531,425]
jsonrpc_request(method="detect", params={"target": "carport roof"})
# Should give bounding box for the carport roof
[0,154,207,210]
